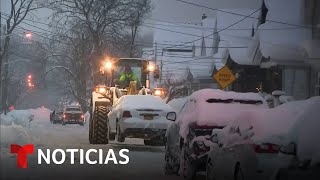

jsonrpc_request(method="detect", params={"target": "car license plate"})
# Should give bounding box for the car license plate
[144,115,153,120]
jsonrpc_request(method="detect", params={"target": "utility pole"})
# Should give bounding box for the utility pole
[154,42,157,64]
[0,0,2,113]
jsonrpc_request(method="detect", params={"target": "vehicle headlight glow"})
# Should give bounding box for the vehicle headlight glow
[99,87,107,93]
[96,86,107,94]
[105,61,112,69]
[147,64,155,72]
[154,89,162,96]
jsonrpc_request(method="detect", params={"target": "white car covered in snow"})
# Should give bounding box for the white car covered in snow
[206,97,320,180]
[164,89,268,179]
[107,95,176,145]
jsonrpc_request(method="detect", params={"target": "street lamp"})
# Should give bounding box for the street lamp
[25,32,32,39]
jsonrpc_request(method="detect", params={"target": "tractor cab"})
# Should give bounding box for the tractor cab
[102,58,159,95]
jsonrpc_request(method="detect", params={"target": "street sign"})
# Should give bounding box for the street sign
[213,65,236,89]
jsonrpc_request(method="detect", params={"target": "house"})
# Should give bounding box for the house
[143,17,218,94]
[212,0,320,99]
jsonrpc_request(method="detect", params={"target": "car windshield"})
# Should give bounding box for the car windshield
[66,108,81,111]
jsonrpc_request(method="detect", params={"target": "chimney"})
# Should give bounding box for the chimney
[202,14,207,20]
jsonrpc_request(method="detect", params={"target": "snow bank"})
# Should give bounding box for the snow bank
[0,123,32,146]
[1,110,34,127]
[1,107,52,146]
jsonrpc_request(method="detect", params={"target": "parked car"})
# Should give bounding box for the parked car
[276,97,320,180]
[62,105,85,126]
[107,95,176,145]
[164,89,268,179]
[50,111,63,124]
[205,96,320,180]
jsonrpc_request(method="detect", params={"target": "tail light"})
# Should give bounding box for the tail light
[81,114,84,119]
[63,114,66,119]
[122,111,132,118]
[254,143,280,154]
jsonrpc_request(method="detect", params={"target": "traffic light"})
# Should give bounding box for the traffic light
[27,74,35,88]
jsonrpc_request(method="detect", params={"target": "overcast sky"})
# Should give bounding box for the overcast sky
[0,0,263,45]
[151,0,262,22]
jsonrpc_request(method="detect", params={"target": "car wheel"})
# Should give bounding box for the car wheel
[107,121,116,141]
[234,163,244,180]
[183,148,196,180]
[206,157,215,180]
[275,169,288,180]
[79,122,84,126]
[117,124,125,142]
[164,145,179,175]
[62,122,66,125]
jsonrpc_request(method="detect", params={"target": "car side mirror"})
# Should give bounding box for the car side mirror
[166,112,176,121]
[280,142,297,155]
[210,134,219,144]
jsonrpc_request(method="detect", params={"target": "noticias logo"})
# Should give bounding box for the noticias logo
[10,144,130,168]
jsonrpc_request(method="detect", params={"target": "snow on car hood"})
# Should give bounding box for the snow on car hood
[118,95,173,111]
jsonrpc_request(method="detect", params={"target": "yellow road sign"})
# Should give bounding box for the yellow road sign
[213,66,236,89]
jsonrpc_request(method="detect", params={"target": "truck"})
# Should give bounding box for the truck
[89,58,164,144]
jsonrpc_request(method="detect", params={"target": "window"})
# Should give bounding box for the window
[206,98,263,105]
[66,107,81,111]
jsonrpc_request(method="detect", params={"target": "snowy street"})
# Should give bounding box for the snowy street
[0,0,319,179]
[0,109,183,180]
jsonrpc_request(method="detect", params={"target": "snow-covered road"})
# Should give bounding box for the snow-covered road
[0,108,183,180]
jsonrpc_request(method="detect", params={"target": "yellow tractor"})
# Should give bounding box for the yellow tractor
[89,58,164,144]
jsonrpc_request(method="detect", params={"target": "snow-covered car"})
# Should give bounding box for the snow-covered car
[275,97,320,180]
[206,97,320,180]
[164,89,268,179]
[107,95,176,145]
[62,105,85,126]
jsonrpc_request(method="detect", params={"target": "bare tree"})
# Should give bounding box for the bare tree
[0,0,41,114]
[48,0,151,85]
[127,0,151,57]
[160,73,188,103]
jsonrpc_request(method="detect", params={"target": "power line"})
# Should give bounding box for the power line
[144,20,305,31]
[161,8,261,50]
[176,0,312,29]
[137,41,247,49]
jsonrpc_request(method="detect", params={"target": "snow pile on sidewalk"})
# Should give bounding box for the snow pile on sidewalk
[0,107,52,145]
[0,114,32,145]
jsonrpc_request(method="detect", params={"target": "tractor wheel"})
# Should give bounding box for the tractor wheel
[90,104,109,144]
